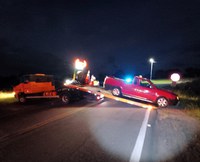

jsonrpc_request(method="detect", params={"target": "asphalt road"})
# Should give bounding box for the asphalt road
[0,98,199,162]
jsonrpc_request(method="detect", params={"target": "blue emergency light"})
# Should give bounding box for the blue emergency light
[125,76,133,83]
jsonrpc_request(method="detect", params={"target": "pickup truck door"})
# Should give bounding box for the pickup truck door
[135,79,157,102]
[122,78,142,99]
[123,78,156,102]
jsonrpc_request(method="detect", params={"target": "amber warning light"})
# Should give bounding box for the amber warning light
[75,59,87,70]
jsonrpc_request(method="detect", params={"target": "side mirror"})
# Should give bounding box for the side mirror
[145,83,154,89]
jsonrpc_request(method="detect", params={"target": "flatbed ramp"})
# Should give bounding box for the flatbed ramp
[66,85,155,109]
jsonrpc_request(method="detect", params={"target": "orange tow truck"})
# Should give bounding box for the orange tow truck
[13,74,58,103]
[13,73,104,103]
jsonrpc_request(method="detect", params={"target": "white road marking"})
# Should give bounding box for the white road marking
[129,108,151,162]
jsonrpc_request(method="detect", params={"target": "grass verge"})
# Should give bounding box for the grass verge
[173,83,200,120]
[151,79,172,85]
[0,91,17,104]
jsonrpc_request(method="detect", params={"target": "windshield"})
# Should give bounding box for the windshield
[20,75,54,83]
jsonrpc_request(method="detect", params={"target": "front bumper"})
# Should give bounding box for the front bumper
[170,96,180,105]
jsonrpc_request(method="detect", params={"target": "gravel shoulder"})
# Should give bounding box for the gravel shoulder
[153,108,200,162]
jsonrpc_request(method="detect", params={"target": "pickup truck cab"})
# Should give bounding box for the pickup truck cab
[103,76,179,108]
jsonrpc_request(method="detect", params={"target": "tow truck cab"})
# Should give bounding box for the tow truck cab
[13,74,57,103]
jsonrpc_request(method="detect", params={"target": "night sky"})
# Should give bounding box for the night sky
[1,0,200,78]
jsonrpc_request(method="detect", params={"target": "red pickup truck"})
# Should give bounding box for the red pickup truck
[103,76,179,108]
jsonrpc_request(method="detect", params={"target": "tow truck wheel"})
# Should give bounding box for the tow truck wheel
[18,95,26,103]
[157,97,168,108]
[61,94,70,104]
[112,87,121,97]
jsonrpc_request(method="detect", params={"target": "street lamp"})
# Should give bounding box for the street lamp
[149,58,155,80]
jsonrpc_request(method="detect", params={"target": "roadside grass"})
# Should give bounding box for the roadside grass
[0,97,17,104]
[184,109,200,119]
[171,78,200,120]
[173,91,200,119]
[151,79,172,85]
[0,91,17,104]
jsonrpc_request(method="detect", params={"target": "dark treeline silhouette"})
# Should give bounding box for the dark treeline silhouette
[0,39,69,77]
[0,76,19,91]
[155,67,200,79]
[1,68,200,91]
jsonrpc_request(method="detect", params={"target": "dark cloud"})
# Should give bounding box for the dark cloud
[0,0,200,77]
[0,39,68,76]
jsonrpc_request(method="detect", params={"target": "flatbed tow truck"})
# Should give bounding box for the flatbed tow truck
[13,74,104,104]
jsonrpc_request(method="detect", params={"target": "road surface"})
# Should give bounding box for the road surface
[0,98,199,162]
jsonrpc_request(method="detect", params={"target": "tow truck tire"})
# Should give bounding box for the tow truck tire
[156,97,168,108]
[61,94,70,104]
[18,95,26,103]
[112,87,121,97]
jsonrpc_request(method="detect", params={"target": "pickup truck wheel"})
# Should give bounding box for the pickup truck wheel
[157,97,168,108]
[112,87,121,97]
[61,94,70,104]
[18,95,26,103]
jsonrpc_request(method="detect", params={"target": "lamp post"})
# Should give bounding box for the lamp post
[149,58,155,80]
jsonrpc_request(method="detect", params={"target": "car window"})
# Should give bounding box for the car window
[139,80,152,88]
[133,78,138,85]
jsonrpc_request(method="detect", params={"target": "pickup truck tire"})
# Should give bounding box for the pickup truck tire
[112,87,121,97]
[61,94,70,104]
[18,95,26,103]
[156,97,168,108]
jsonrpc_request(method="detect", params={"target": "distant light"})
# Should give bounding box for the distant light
[64,79,73,85]
[149,58,155,63]
[0,92,15,99]
[170,73,181,82]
